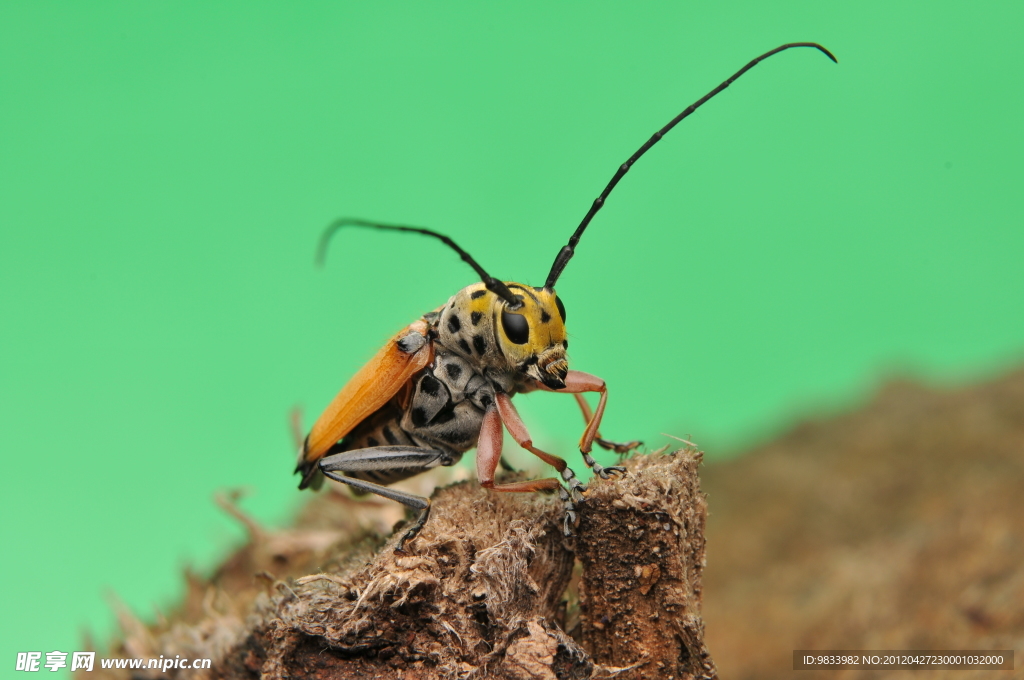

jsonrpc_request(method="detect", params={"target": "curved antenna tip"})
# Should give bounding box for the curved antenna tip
[797,42,838,63]
[312,217,524,308]
[315,218,366,268]
[543,40,839,287]
[314,219,344,268]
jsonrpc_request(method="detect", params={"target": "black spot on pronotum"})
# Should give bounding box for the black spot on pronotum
[470,311,482,325]
[473,335,487,355]
[563,339,569,350]
[432,403,457,425]
[366,437,380,447]
[447,315,461,333]
[540,310,551,323]
[411,407,429,428]
[445,362,463,381]
[383,427,399,445]
[555,296,566,323]
[471,289,487,299]
[501,310,530,344]
[458,339,472,355]
[420,374,442,397]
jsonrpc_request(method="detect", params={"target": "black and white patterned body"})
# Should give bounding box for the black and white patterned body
[335,350,499,485]
[331,292,533,488]
[308,281,616,551]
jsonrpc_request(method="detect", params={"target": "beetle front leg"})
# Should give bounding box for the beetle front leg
[572,393,643,454]
[557,371,636,479]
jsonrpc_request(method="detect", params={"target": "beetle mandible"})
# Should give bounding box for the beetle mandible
[294,42,837,551]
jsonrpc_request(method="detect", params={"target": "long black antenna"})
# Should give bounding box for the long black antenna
[317,218,522,308]
[545,42,837,288]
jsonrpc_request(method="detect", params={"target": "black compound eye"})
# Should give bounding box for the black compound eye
[501,310,530,344]
[554,296,566,323]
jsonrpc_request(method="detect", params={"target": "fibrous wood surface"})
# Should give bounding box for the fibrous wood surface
[576,452,716,679]
[86,449,714,679]
[87,368,1024,679]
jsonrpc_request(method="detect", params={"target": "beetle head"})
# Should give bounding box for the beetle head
[493,284,569,389]
[439,282,569,389]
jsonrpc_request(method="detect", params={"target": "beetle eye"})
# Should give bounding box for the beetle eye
[555,296,566,323]
[501,310,530,344]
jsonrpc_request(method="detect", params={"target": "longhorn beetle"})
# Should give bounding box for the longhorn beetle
[295,43,836,551]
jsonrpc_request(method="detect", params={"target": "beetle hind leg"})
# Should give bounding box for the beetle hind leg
[319,445,454,552]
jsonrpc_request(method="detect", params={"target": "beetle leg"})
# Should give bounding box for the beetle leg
[477,403,582,536]
[493,393,587,502]
[572,393,643,454]
[318,445,452,552]
[554,371,635,479]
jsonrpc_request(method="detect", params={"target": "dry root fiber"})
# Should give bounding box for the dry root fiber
[86,449,715,680]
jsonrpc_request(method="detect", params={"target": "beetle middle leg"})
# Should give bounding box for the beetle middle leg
[318,445,455,551]
[477,401,584,536]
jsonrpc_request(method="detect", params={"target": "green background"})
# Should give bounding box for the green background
[2,1,1021,667]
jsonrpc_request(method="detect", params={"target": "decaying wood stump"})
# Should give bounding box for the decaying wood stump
[86,448,716,679]
[577,451,717,680]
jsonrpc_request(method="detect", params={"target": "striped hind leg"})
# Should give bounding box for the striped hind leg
[319,446,454,551]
